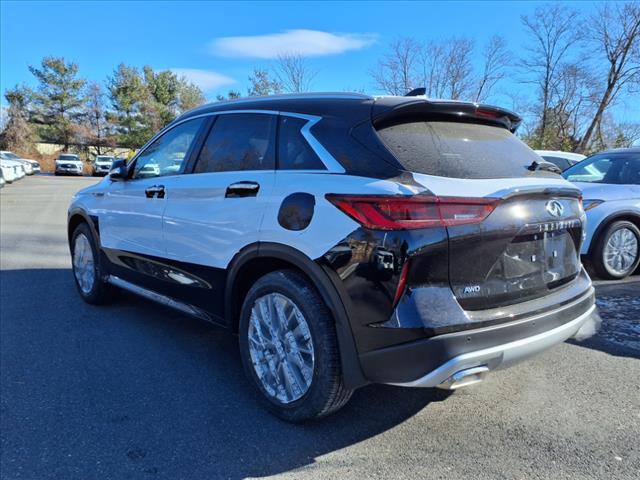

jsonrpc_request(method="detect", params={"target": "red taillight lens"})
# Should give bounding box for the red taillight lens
[326,195,498,230]
[393,260,410,307]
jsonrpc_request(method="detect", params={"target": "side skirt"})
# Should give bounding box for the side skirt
[107,275,218,324]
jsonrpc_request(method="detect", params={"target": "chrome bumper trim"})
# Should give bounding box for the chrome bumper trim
[388,303,596,388]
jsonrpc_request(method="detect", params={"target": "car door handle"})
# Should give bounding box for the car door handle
[145,185,165,199]
[225,181,260,198]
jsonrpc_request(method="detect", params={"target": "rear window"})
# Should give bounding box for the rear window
[376,121,543,179]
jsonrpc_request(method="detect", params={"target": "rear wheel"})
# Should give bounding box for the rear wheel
[238,270,353,422]
[71,223,111,304]
[592,220,640,279]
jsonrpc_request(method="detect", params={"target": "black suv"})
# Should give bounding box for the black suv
[67,93,597,421]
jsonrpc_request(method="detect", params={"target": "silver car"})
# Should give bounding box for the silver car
[563,147,640,279]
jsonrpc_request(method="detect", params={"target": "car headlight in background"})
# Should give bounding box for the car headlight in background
[583,199,604,211]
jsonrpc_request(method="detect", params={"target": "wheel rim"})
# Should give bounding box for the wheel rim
[603,227,639,276]
[247,293,315,404]
[73,233,95,294]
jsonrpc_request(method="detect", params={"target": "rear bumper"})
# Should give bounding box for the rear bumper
[359,285,596,386]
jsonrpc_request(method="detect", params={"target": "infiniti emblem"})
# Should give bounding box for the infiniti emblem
[546,200,564,218]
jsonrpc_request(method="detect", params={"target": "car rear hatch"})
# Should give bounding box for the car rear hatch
[373,99,585,311]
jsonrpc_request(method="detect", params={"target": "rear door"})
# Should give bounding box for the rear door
[161,112,277,275]
[376,120,585,311]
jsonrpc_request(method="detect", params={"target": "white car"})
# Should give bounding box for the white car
[0,159,25,181]
[535,150,586,171]
[0,170,5,188]
[0,151,41,174]
[55,154,84,176]
[93,155,115,176]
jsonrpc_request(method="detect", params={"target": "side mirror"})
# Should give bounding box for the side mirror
[109,159,128,180]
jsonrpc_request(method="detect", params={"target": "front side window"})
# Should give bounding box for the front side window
[133,118,205,179]
[194,113,276,173]
[563,153,640,185]
[278,116,325,170]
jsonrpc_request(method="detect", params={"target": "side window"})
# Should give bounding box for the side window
[133,118,205,179]
[277,116,326,170]
[194,114,276,173]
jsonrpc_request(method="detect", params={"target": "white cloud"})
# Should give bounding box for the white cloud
[171,68,235,91]
[209,29,377,59]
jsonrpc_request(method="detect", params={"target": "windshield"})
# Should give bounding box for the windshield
[1,152,20,160]
[58,154,80,161]
[96,156,114,162]
[563,152,640,185]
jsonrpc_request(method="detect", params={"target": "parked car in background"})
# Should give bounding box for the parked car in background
[93,155,115,176]
[535,150,586,171]
[0,151,41,174]
[563,147,640,279]
[55,154,83,176]
[0,158,25,181]
[67,93,597,422]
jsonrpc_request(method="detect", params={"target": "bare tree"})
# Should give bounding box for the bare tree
[274,54,317,93]
[248,68,282,96]
[370,37,421,95]
[520,3,581,147]
[577,1,640,152]
[444,37,475,100]
[475,35,511,102]
[418,40,447,98]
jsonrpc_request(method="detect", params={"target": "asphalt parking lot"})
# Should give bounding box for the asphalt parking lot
[1,176,639,480]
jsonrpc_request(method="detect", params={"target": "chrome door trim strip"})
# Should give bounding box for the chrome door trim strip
[127,110,345,175]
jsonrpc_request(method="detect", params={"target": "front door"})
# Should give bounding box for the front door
[99,117,207,258]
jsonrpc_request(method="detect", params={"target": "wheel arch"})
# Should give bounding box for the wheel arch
[587,210,640,257]
[67,208,100,248]
[225,241,368,389]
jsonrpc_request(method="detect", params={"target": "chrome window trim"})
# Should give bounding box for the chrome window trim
[126,109,345,176]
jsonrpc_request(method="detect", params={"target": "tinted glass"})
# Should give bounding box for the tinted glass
[1,152,19,159]
[194,114,276,173]
[376,121,543,179]
[133,118,205,179]
[563,153,640,185]
[58,154,80,161]
[541,156,571,171]
[278,116,325,170]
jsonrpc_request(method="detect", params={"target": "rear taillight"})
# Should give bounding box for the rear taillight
[325,194,498,230]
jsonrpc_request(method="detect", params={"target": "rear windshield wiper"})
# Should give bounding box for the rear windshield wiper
[528,160,562,175]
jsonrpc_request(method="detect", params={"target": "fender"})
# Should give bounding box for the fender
[587,209,640,256]
[225,241,368,389]
[67,207,101,249]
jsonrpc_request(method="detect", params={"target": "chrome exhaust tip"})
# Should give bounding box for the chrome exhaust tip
[437,365,489,390]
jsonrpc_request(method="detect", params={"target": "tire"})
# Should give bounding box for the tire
[238,270,353,422]
[70,223,111,304]
[592,220,640,280]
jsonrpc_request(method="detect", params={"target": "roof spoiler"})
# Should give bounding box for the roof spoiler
[373,98,522,133]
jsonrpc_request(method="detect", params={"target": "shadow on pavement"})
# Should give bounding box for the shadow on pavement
[1,268,449,479]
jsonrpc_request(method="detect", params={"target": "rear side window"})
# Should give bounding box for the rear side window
[278,116,325,170]
[376,121,543,179]
[194,113,276,173]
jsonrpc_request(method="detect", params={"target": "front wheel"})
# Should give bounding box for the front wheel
[592,220,640,279]
[238,270,353,422]
[70,223,111,304]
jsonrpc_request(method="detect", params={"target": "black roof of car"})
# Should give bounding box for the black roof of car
[178,93,522,132]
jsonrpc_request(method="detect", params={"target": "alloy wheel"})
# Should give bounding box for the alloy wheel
[247,293,315,404]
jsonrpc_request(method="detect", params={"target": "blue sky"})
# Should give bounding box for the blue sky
[1,0,638,124]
